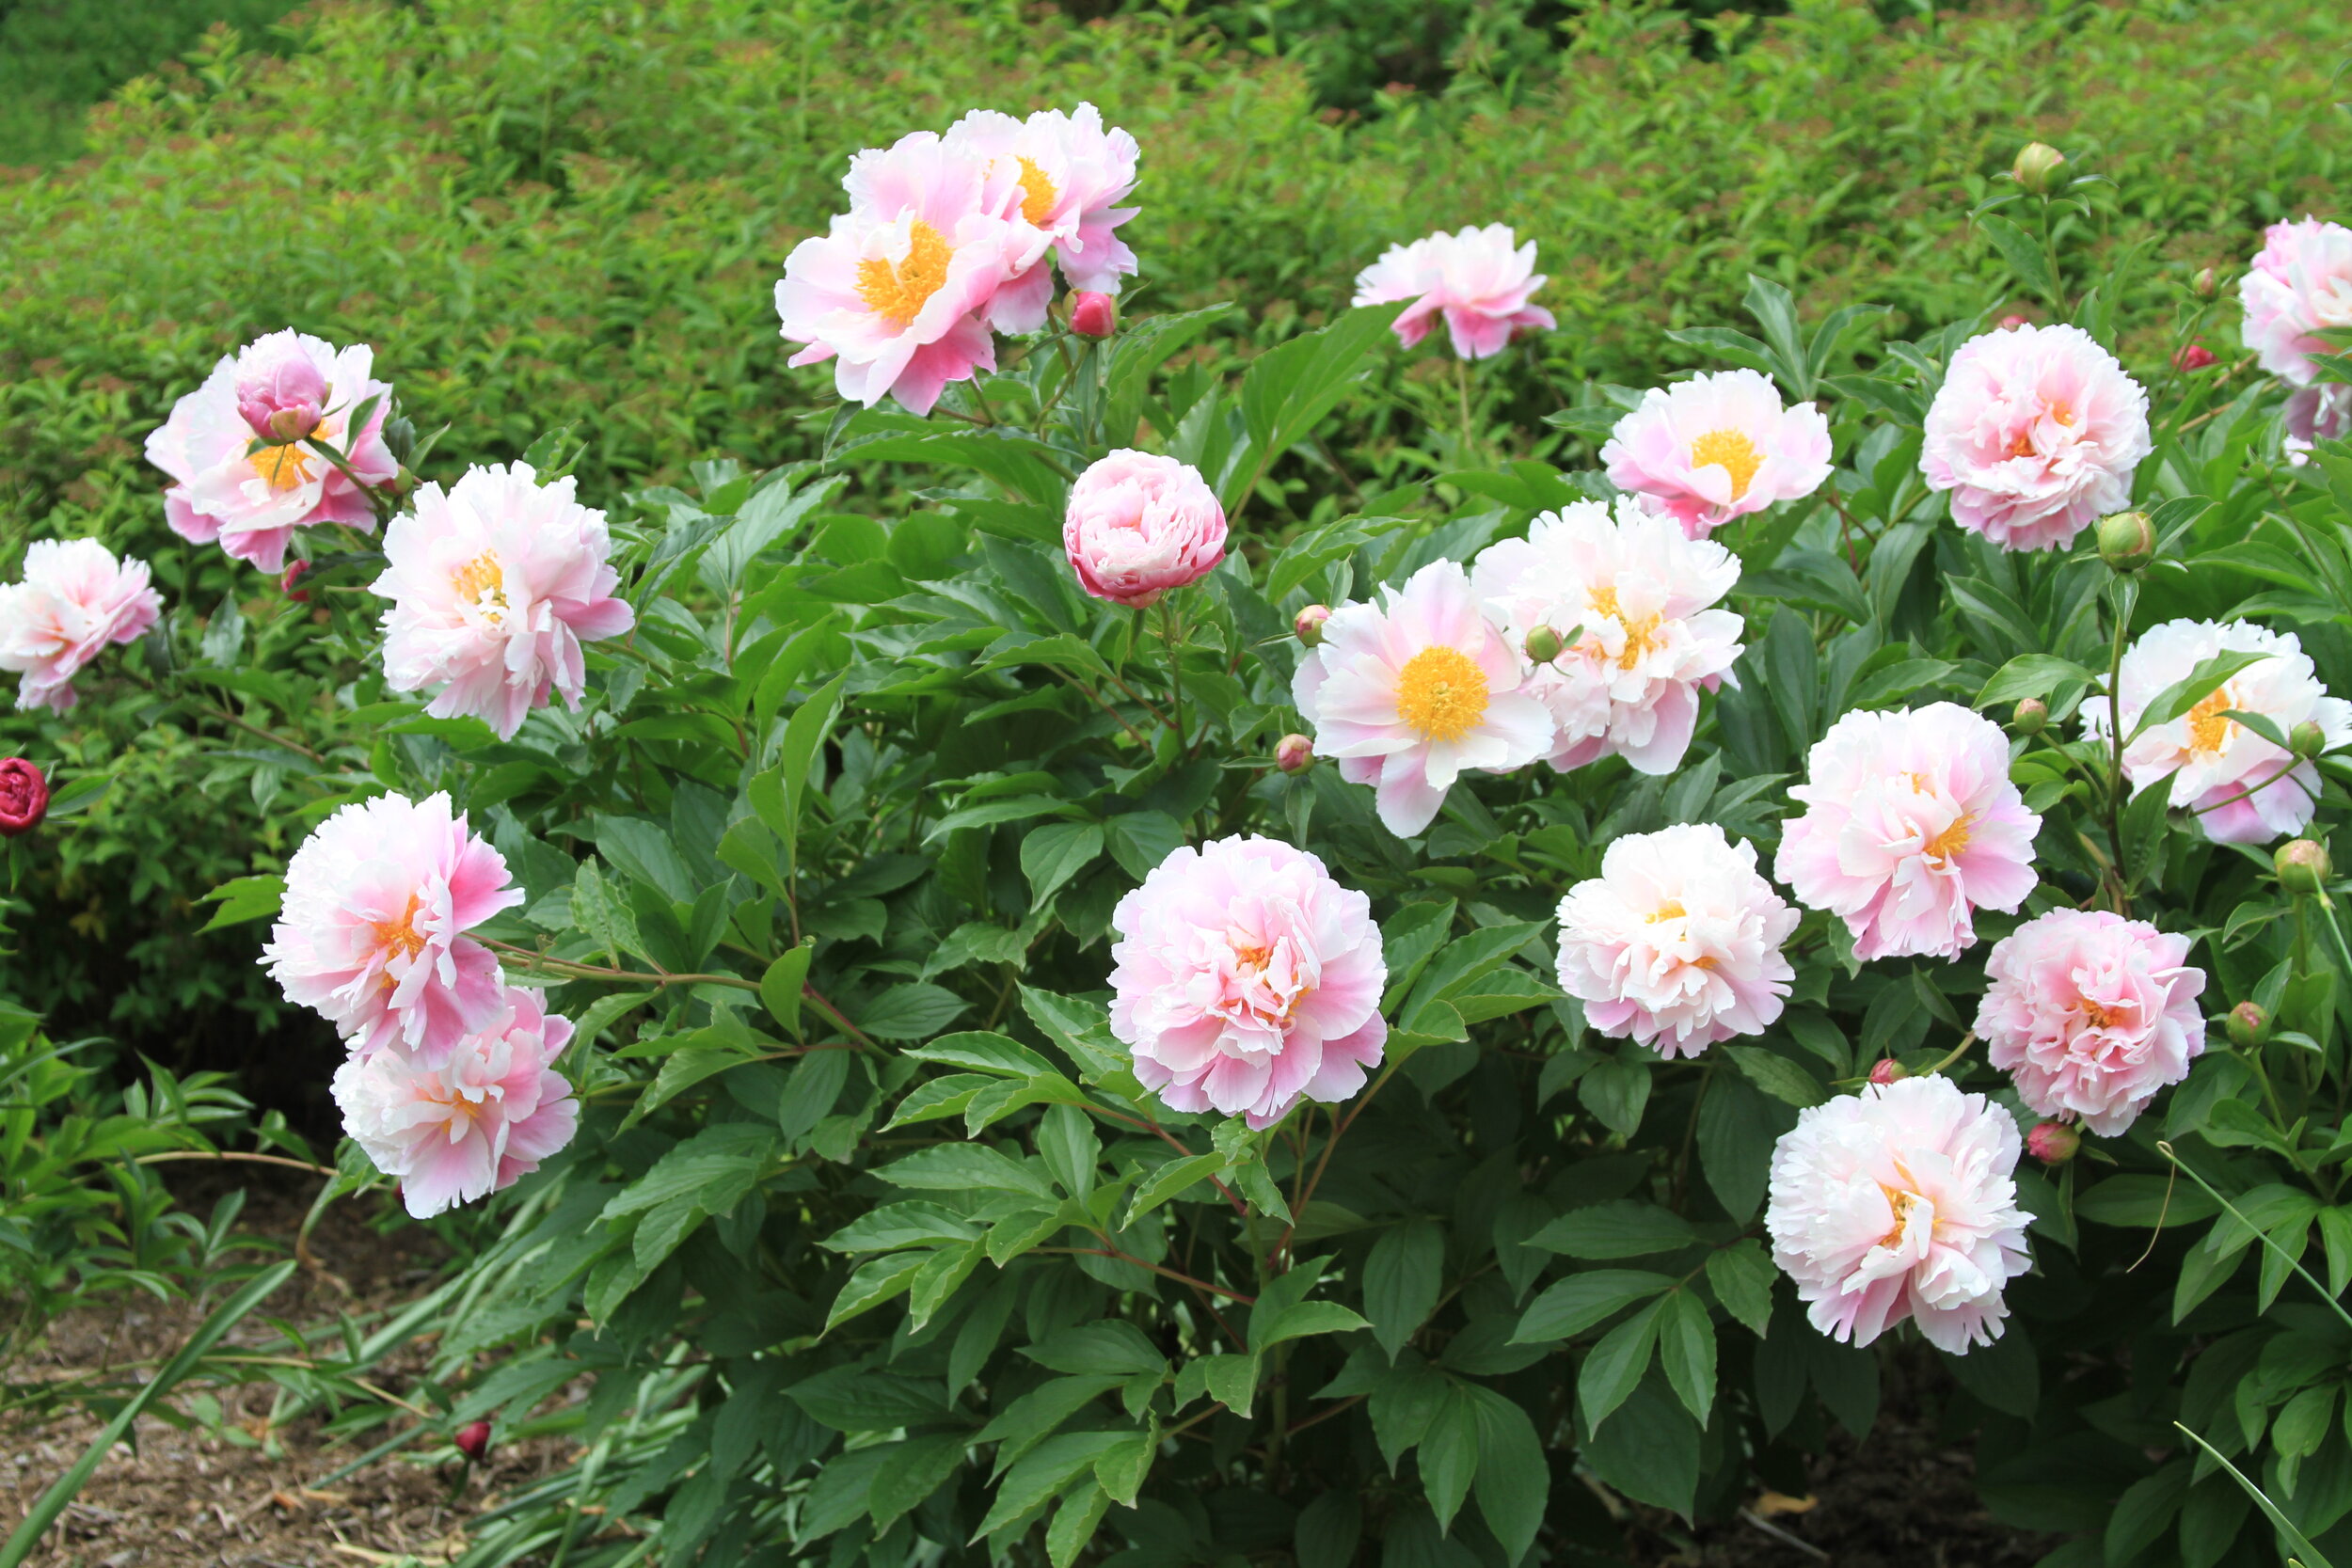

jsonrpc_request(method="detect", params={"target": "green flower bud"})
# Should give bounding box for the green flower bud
[2095,510,2155,574]
[2277,838,2332,896]
[2226,1002,2268,1050]
[2292,720,2328,761]
[1524,626,1565,665]
[2011,698,2048,736]
[2011,141,2067,196]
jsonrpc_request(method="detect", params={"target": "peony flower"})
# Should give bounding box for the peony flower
[1062,450,1226,607]
[1976,909,2207,1136]
[946,103,1141,307]
[1351,224,1556,360]
[1107,835,1387,1130]
[1470,496,1743,775]
[143,330,397,573]
[332,986,579,1218]
[775,132,1047,414]
[0,539,164,713]
[1766,1074,2033,1354]
[2080,618,2350,844]
[1291,560,1553,837]
[2285,384,2352,467]
[2240,217,2352,387]
[1600,369,1834,538]
[264,791,523,1061]
[1555,823,1799,1058]
[372,462,635,740]
[1774,704,2041,960]
[1920,323,2152,552]
[0,759,47,837]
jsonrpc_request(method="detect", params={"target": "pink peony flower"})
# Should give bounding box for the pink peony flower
[2285,384,2352,467]
[1471,496,1744,775]
[332,986,579,1218]
[946,103,1141,302]
[1767,1074,2033,1354]
[1062,451,1227,607]
[372,462,635,740]
[0,539,164,713]
[1976,909,2207,1136]
[264,791,523,1061]
[143,330,397,573]
[2080,618,2350,844]
[1291,560,1553,837]
[1351,224,1556,360]
[1920,323,2152,552]
[774,132,1046,414]
[1555,823,1799,1059]
[1774,704,2042,961]
[1107,835,1387,1130]
[1600,370,1834,539]
[2240,217,2352,387]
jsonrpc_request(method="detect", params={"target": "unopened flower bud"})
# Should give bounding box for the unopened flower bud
[265,405,321,443]
[1998,314,2030,330]
[2095,510,2155,574]
[1294,604,1331,647]
[1867,1059,1907,1087]
[1275,734,1314,774]
[2192,266,2219,299]
[1070,292,1119,340]
[2011,698,2048,736]
[454,1419,491,1464]
[281,562,310,603]
[2226,1001,2269,1050]
[2026,1120,2080,1164]
[2293,720,2328,761]
[2010,141,2067,196]
[1524,625,1564,664]
[2173,343,2217,372]
[2277,838,2332,895]
[0,759,48,838]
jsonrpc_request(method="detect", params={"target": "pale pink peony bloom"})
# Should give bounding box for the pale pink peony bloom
[775,133,1046,414]
[1767,1074,2033,1354]
[1920,323,2151,552]
[143,330,397,573]
[1107,835,1387,1130]
[1555,823,1799,1059]
[332,986,579,1218]
[1471,496,1743,775]
[372,462,635,740]
[2240,217,2352,387]
[1774,704,2041,961]
[264,791,523,1061]
[0,539,164,714]
[1600,369,1833,538]
[1062,451,1227,607]
[946,102,1141,311]
[2285,384,2352,467]
[1351,224,1556,360]
[1976,909,2207,1136]
[2080,618,2350,844]
[1291,560,1553,837]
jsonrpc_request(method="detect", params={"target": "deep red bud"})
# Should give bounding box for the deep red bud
[0,759,48,838]
[281,562,310,602]
[454,1419,491,1463]
[1071,292,1119,340]
[2173,344,2217,372]
[1867,1059,1907,1086]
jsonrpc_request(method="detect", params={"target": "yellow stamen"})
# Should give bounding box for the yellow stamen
[1395,645,1490,742]
[452,551,504,608]
[373,894,426,966]
[251,442,316,492]
[856,219,952,327]
[1645,901,1687,924]
[2187,687,2235,756]
[1689,427,1764,501]
[1586,586,1662,670]
[1015,156,1057,225]
[1922,815,1972,866]
[2080,998,2122,1029]
[1877,1185,1919,1250]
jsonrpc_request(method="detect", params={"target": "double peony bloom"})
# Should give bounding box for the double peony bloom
[1600,369,1833,539]
[775,103,1139,414]
[2241,216,2352,460]
[1352,224,1555,360]
[0,539,164,714]
[1061,451,1227,607]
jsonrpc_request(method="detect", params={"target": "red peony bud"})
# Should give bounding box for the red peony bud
[1070,292,1119,340]
[1294,604,1331,647]
[281,562,311,602]
[2026,1120,2080,1164]
[1999,314,2031,331]
[1275,734,1314,774]
[1867,1059,1907,1086]
[0,759,48,838]
[2173,344,2217,372]
[454,1419,491,1464]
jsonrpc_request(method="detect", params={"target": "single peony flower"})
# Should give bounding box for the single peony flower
[1061,451,1227,607]
[1470,496,1744,775]
[1555,823,1799,1058]
[372,462,635,740]
[332,986,579,1218]
[0,539,165,714]
[946,102,1141,309]
[1351,224,1556,361]
[2080,618,2350,844]
[1600,369,1834,539]
[775,132,1047,414]
[1976,909,2206,1136]
[264,791,523,1061]
[1107,835,1387,1130]
[1767,1074,2033,1354]
[1775,703,2042,960]
[1291,560,1553,837]
[143,330,397,573]
[1920,322,2152,552]
[2240,217,2352,387]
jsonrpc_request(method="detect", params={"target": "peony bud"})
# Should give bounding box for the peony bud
[1998,314,2031,330]
[1275,734,1314,774]
[454,1419,491,1464]
[1294,604,1331,647]
[2011,698,2048,736]
[0,759,49,838]
[1867,1059,1908,1086]
[281,562,310,603]
[2277,838,2332,895]
[2293,719,2328,761]
[2095,510,2155,574]
[2173,344,2217,372]
[2226,1001,2269,1050]
[233,345,329,443]
[2026,1120,2080,1164]
[2192,266,2218,299]
[2010,141,2067,196]
[1070,292,1119,340]
[1524,625,1565,665]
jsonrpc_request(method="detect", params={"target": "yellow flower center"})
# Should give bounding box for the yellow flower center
[1587,586,1664,670]
[1015,156,1057,225]
[372,894,426,971]
[2187,687,2235,756]
[2079,998,2122,1029]
[1645,900,1687,924]
[855,219,952,327]
[247,417,341,493]
[1877,1184,1919,1250]
[452,551,506,610]
[1922,815,1972,866]
[1395,645,1490,742]
[1689,427,1764,501]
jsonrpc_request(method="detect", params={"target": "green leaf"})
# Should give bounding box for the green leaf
[1364,1219,1445,1361]
[2125,648,2276,745]
[823,1254,926,1333]
[1723,1045,1829,1107]
[1103,811,1186,881]
[1704,1241,1776,1339]
[1976,212,2056,299]
[972,1431,1129,1540]
[1578,1298,1663,1429]
[1047,1481,1114,1568]
[2172,1421,2340,1568]
[1128,1152,1228,1221]
[904,1030,1054,1078]
[1528,1200,1699,1259]
[1252,1299,1371,1352]
[1419,1387,1480,1533]
[1976,653,2098,708]
[197,873,284,931]
[1514,1270,1675,1342]
[1464,1386,1549,1566]
[1036,1102,1101,1199]
[759,943,812,1035]
[878,1142,1057,1201]
[1232,306,1396,509]
[1022,821,1104,907]
[857,982,970,1040]
[1658,1290,1717,1426]
[1025,1322,1168,1379]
